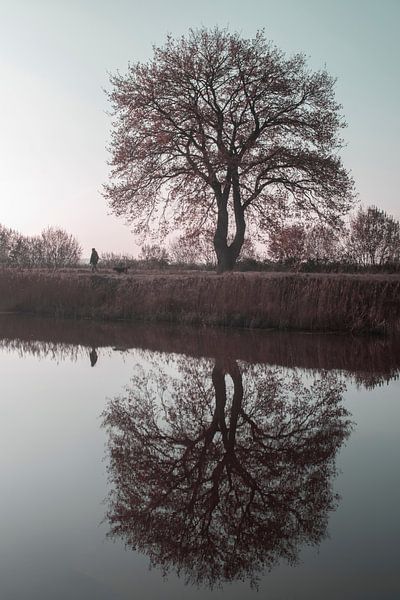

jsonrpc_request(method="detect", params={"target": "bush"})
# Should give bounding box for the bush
[100,252,139,269]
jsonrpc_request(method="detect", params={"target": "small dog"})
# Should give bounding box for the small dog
[113,265,128,274]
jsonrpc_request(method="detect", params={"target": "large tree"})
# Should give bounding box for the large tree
[105,28,355,272]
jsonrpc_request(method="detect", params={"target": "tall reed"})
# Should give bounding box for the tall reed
[1,268,399,334]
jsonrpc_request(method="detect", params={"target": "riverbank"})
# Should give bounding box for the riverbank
[1,268,399,334]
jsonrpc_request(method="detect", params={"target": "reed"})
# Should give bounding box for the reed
[1,267,399,334]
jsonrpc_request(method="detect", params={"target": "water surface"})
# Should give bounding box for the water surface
[0,316,399,599]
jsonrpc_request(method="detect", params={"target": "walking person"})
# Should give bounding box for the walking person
[90,247,99,272]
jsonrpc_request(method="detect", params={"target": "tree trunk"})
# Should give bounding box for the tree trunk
[211,358,243,450]
[214,245,239,273]
[213,171,246,273]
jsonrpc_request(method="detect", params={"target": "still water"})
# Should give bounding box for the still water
[0,315,399,599]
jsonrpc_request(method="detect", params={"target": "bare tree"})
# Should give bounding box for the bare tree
[40,227,81,268]
[346,206,400,266]
[139,243,169,265]
[105,27,355,272]
[0,225,38,267]
[0,224,14,264]
[305,223,342,262]
[26,235,45,267]
[268,223,307,265]
[1,225,81,268]
[168,235,203,265]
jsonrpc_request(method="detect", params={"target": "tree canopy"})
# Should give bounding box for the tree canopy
[105,27,355,271]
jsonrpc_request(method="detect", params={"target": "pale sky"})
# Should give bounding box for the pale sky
[0,0,399,257]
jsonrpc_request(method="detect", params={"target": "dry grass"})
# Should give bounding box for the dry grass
[1,267,400,334]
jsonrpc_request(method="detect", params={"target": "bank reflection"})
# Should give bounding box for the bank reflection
[102,355,352,587]
[1,314,400,388]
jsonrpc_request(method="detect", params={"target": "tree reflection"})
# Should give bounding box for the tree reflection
[102,356,352,587]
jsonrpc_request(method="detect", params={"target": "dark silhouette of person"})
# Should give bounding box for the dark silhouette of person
[89,248,99,272]
[89,347,98,367]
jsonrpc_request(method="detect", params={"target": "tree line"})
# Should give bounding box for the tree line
[266,205,400,269]
[127,205,400,271]
[1,204,399,271]
[0,225,81,268]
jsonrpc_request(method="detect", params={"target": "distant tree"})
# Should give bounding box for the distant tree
[268,224,307,265]
[168,235,201,265]
[7,233,30,267]
[239,237,260,261]
[0,224,81,268]
[304,223,342,263]
[105,27,355,273]
[346,206,400,266]
[1,227,39,267]
[25,235,44,267]
[0,224,14,264]
[39,227,81,268]
[139,243,169,266]
[100,252,138,268]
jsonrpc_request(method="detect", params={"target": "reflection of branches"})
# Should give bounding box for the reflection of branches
[103,357,352,588]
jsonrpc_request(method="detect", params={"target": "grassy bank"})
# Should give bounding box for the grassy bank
[1,267,399,334]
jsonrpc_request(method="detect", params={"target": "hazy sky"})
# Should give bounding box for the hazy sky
[0,0,399,256]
